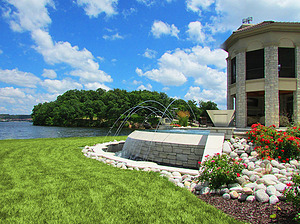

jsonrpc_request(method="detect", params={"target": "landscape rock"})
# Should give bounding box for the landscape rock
[274,183,287,193]
[222,193,231,200]
[269,195,279,204]
[266,186,277,196]
[246,195,256,202]
[229,191,239,199]
[243,187,253,195]
[255,190,270,203]
[238,193,248,202]
[222,141,232,154]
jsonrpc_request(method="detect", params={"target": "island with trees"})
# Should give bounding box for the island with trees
[31,88,218,128]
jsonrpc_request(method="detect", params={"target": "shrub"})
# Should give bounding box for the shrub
[247,123,300,162]
[177,111,190,127]
[198,153,245,189]
[284,173,300,221]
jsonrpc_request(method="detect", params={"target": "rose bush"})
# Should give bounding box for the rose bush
[198,153,245,189]
[247,123,300,162]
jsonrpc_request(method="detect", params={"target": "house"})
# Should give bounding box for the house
[222,21,300,127]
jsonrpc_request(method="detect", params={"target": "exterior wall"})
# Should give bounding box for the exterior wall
[235,52,247,127]
[294,46,300,124]
[264,46,279,127]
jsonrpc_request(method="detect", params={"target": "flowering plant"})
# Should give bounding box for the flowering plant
[284,173,300,220]
[247,123,300,162]
[198,153,245,189]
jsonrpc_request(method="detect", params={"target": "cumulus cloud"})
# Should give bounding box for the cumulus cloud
[42,69,57,79]
[40,78,83,94]
[0,68,41,88]
[186,0,214,14]
[143,48,157,59]
[31,29,112,83]
[5,1,112,88]
[186,21,206,43]
[103,33,124,40]
[137,84,152,91]
[187,0,300,33]
[76,0,118,17]
[137,46,227,87]
[151,20,179,39]
[3,0,54,32]
[84,82,110,91]
[184,86,226,109]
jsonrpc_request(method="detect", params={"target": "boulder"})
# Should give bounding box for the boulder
[222,141,232,154]
[269,195,279,204]
[266,186,277,196]
[229,191,239,199]
[238,193,248,202]
[255,189,270,203]
[246,195,256,202]
[243,187,254,195]
[222,193,231,200]
[274,183,287,193]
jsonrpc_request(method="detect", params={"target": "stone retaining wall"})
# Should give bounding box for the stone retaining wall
[121,131,207,169]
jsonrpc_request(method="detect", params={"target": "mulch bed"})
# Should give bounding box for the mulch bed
[198,194,299,224]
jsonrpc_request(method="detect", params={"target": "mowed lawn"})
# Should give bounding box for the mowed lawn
[0,136,243,224]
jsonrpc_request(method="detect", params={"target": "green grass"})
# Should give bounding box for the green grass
[0,136,243,224]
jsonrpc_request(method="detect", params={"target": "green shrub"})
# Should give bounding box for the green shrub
[284,173,300,221]
[247,123,300,162]
[198,153,245,189]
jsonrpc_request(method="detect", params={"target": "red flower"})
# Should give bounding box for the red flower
[287,136,295,141]
[283,160,286,163]
[286,182,292,187]
[198,161,201,164]
[237,173,240,177]
[281,150,284,153]
[278,156,282,159]
[286,158,289,161]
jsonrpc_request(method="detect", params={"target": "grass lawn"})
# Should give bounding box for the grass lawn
[0,136,243,224]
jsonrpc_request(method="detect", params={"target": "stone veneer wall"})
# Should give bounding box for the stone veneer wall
[294,46,300,124]
[236,52,247,127]
[264,46,279,127]
[121,134,207,169]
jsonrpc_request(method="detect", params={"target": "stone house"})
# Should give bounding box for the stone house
[222,21,300,127]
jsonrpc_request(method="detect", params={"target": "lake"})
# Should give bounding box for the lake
[0,122,134,140]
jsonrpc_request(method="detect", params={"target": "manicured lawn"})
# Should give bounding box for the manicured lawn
[0,137,243,223]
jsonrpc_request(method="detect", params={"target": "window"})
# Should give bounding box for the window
[231,57,236,84]
[278,48,295,78]
[246,49,264,80]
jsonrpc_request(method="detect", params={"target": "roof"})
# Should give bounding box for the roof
[222,21,300,52]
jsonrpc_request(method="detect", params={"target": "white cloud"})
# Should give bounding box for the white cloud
[186,21,205,43]
[76,0,118,18]
[133,80,142,85]
[151,20,179,39]
[103,33,124,40]
[0,87,26,99]
[186,0,214,14]
[143,48,157,59]
[138,46,227,87]
[31,29,112,83]
[0,68,41,88]
[187,0,300,33]
[0,49,3,54]
[40,78,83,94]
[3,0,54,32]
[84,82,110,91]
[136,0,156,6]
[42,69,57,79]
[184,86,226,109]
[137,84,152,91]
[162,87,170,92]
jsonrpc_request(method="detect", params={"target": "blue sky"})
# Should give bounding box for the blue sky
[1,0,300,114]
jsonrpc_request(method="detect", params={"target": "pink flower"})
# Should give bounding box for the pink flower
[217,167,221,170]
[211,160,215,163]
[243,163,247,168]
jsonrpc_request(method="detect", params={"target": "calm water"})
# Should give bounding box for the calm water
[0,122,134,140]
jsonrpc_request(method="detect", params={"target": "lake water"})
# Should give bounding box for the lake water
[0,122,134,140]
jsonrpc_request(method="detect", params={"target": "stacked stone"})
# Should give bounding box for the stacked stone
[193,137,300,204]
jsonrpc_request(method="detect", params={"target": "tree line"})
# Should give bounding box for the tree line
[31,88,218,127]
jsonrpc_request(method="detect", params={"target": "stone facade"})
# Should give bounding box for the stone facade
[235,52,247,128]
[223,21,300,127]
[264,46,279,127]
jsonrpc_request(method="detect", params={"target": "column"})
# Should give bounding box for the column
[294,46,300,124]
[236,52,247,128]
[227,57,234,110]
[265,46,279,127]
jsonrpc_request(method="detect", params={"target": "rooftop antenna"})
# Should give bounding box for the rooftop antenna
[242,17,253,24]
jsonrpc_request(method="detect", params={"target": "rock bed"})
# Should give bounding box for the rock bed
[82,137,299,206]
